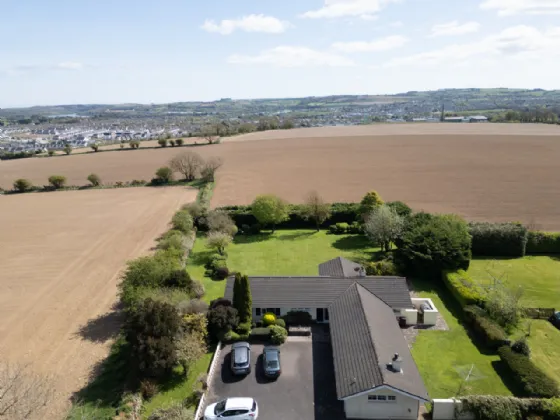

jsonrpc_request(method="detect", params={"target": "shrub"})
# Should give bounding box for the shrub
[366,260,397,276]
[396,213,472,277]
[460,396,559,420]
[206,253,226,269]
[177,299,208,315]
[359,190,384,219]
[329,222,349,234]
[91,144,99,152]
[125,299,181,377]
[176,332,206,376]
[164,269,192,289]
[191,280,205,299]
[237,322,251,335]
[512,338,531,357]
[485,281,525,329]
[250,327,271,340]
[129,140,140,149]
[213,266,229,280]
[182,202,206,221]
[263,312,276,326]
[225,330,240,342]
[284,311,312,326]
[154,166,174,184]
[205,210,238,236]
[527,231,560,254]
[87,173,101,187]
[498,346,559,398]
[464,305,508,350]
[171,210,194,234]
[63,144,72,155]
[275,319,286,328]
[442,270,486,307]
[47,149,55,156]
[169,139,176,147]
[347,221,362,234]
[48,175,67,189]
[120,252,182,292]
[13,178,33,192]
[148,403,194,420]
[269,325,288,345]
[131,179,146,186]
[140,379,158,400]
[158,232,186,253]
[386,201,413,217]
[469,222,528,257]
[176,138,184,146]
[207,304,239,341]
[158,139,168,147]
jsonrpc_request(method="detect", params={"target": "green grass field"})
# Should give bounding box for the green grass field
[188,229,380,302]
[467,256,560,308]
[526,320,560,386]
[411,279,513,399]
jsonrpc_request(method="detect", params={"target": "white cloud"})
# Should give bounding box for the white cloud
[430,21,480,37]
[389,21,404,28]
[201,14,290,35]
[332,35,408,52]
[386,25,560,67]
[299,0,400,20]
[480,0,560,16]
[228,46,355,67]
[56,62,83,70]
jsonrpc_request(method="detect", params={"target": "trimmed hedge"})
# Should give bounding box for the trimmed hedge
[498,346,560,398]
[469,222,528,257]
[249,327,271,340]
[442,270,486,308]
[527,231,560,254]
[460,396,560,420]
[464,305,508,350]
[284,310,313,326]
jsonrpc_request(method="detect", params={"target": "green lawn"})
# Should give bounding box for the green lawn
[188,229,380,302]
[411,279,513,399]
[142,351,214,418]
[527,320,560,386]
[467,256,560,308]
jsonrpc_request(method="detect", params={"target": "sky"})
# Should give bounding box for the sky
[1,0,560,107]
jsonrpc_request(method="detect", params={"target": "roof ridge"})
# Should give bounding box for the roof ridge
[355,284,385,384]
[356,278,397,309]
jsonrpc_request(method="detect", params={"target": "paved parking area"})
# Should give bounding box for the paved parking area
[209,340,344,420]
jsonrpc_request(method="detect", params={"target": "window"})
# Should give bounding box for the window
[368,395,377,401]
[377,395,387,401]
[255,308,261,316]
[325,308,330,321]
[266,308,281,316]
[388,396,396,401]
[368,395,395,403]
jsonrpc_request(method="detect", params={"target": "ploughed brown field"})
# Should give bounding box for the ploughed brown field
[1,123,559,229]
[0,187,196,418]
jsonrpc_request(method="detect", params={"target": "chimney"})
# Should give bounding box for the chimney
[358,266,366,277]
[391,353,402,372]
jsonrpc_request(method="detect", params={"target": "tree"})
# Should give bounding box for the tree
[359,190,384,219]
[169,139,176,147]
[364,204,404,252]
[169,152,204,181]
[205,210,237,236]
[207,303,239,341]
[47,149,55,156]
[201,125,220,144]
[63,145,72,155]
[396,213,472,277]
[155,166,174,184]
[0,362,54,419]
[176,138,184,146]
[13,178,33,193]
[485,272,525,329]
[125,298,181,378]
[232,273,252,324]
[251,194,289,232]
[201,157,223,182]
[48,175,66,189]
[91,144,99,152]
[87,173,101,187]
[129,140,140,149]
[171,210,194,234]
[158,139,168,148]
[175,333,206,376]
[206,231,232,255]
[281,119,294,129]
[300,191,331,231]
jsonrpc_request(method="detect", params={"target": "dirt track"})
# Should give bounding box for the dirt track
[1,124,559,229]
[0,187,196,418]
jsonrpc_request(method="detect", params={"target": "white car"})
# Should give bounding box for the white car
[204,397,259,419]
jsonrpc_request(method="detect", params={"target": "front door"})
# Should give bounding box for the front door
[316,308,324,323]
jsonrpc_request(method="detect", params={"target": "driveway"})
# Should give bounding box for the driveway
[209,338,344,420]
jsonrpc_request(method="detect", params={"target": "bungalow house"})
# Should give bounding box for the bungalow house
[223,257,431,419]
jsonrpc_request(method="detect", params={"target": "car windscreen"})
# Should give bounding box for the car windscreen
[215,400,226,415]
[233,348,248,366]
[266,360,279,369]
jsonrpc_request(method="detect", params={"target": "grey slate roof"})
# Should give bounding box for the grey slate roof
[329,283,429,401]
[318,257,363,277]
[223,276,413,310]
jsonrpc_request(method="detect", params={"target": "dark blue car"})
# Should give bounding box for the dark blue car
[262,346,281,379]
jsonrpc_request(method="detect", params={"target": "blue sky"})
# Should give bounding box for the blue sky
[1,0,560,107]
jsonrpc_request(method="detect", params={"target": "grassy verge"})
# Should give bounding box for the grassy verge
[467,256,560,308]
[410,279,513,398]
[187,229,380,303]
[526,320,560,386]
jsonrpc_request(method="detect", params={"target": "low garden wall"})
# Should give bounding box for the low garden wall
[194,342,223,420]
[432,399,474,420]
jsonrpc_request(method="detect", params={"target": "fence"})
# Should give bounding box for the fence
[525,308,555,319]
[193,342,223,420]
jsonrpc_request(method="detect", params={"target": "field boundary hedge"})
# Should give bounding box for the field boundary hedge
[469,222,528,257]
[459,395,560,420]
[463,305,509,350]
[442,270,487,308]
[526,231,560,254]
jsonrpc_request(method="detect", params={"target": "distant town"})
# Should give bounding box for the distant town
[1,88,558,154]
